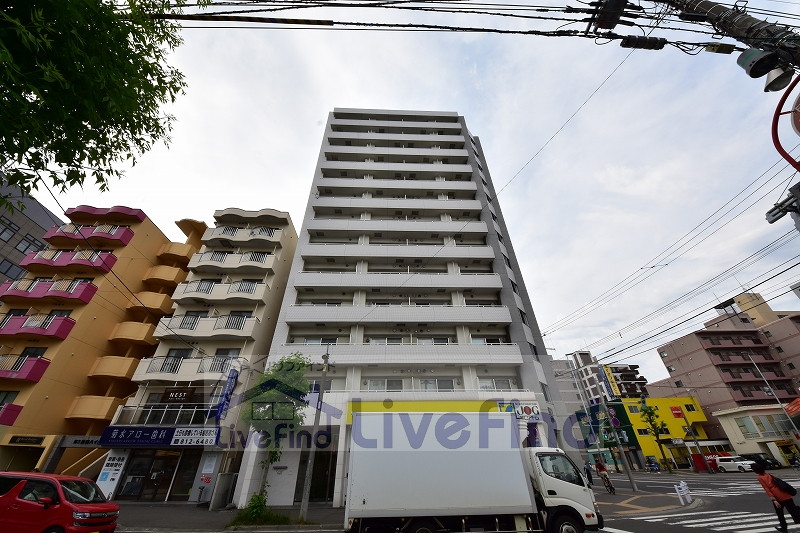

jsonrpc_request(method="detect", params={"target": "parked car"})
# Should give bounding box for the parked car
[0,471,119,533]
[741,453,783,469]
[716,456,757,472]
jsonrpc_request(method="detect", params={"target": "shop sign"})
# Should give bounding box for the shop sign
[99,425,221,447]
[161,387,195,403]
[670,406,684,418]
[62,435,101,447]
[9,435,44,445]
[497,401,541,421]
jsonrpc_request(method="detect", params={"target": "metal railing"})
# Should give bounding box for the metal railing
[114,403,215,426]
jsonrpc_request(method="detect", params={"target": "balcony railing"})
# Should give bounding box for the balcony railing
[113,403,216,426]
[20,249,116,272]
[0,314,75,339]
[0,278,98,304]
[44,224,134,246]
[0,354,50,381]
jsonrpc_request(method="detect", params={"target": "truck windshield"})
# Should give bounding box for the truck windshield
[59,480,108,503]
[538,453,585,487]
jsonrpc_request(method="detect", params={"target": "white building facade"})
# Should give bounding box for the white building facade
[235,109,565,508]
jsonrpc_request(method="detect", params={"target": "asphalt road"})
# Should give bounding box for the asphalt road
[606,469,800,533]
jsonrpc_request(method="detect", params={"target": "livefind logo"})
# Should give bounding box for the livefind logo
[351,411,522,450]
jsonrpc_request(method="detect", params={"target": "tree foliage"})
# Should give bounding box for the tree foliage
[241,353,311,462]
[640,405,672,473]
[0,1,191,205]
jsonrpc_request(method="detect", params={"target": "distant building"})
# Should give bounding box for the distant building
[0,183,63,282]
[569,351,649,405]
[649,292,800,445]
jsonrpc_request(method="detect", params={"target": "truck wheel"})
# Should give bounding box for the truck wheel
[547,514,583,533]
[410,519,438,533]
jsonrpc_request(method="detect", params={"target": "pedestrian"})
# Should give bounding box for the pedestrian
[584,460,593,487]
[753,462,800,532]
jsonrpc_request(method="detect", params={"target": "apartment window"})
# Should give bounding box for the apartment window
[180,311,207,329]
[306,337,338,345]
[788,362,796,370]
[0,390,18,405]
[15,234,43,254]
[684,404,697,412]
[637,428,650,436]
[530,343,540,362]
[675,380,684,388]
[776,346,784,353]
[20,347,46,358]
[503,255,511,268]
[764,331,773,338]
[418,378,454,391]
[659,351,668,358]
[740,317,751,323]
[519,310,528,326]
[0,217,19,242]
[628,405,640,414]
[367,379,403,392]
[0,260,23,279]
[479,378,513,391]
[510,280,519,294]
[497,233,504,243]
[666,365,675,372]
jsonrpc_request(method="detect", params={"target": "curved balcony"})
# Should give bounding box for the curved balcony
[65,395,125,420]
[126,291,173,316]
[157,314,261,341]
[0,314,75,340]
[44,223,134,247]
[143,265,187,289]
[20,250,117,273]
[157,242,195,265]
[188,251,275,274]
[132,355,233,383]
[202,225,281,250]
[0,354,50,382]
[109,322,158,345]
[64,205,146,224]
[0,279,97,304]
[89,356,139,380]
[172,280,267,305]
[0,403,22,426]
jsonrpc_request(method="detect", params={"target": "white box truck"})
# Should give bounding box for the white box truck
[345,412,602,533]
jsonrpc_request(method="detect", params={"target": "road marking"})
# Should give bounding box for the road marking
[601,527,636,533]
[635,510,729,520]
[631,510,799,532]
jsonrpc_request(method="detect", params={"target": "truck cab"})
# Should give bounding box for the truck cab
[524,448,603,533]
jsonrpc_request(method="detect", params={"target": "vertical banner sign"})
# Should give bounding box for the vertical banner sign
[600,365,621,400]
[216,368,239,422]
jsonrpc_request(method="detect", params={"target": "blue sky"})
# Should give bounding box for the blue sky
[38,2,800,383]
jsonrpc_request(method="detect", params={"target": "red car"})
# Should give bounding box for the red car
[0,471,119,533]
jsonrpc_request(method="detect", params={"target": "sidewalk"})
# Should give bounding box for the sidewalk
[116,502,345,532]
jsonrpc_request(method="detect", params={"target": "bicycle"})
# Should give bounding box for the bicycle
[599,472,615,494]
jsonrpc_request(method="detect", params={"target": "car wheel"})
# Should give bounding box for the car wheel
[43,528,65,533]
[739,466,746,472]
[719,466,727,473]
[410,520,438,533]
[547,514,584,533]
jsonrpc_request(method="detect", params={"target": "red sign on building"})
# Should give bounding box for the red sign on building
[670,406,684,418]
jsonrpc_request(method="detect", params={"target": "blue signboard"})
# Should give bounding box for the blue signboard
[215,368,239,422]
[99,426,175,447]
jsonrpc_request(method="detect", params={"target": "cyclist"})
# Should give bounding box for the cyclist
[594,460,608,481]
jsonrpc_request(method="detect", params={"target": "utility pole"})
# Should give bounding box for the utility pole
[298,347,330,523]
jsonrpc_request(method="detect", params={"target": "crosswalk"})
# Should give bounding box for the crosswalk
[630,509,798,532]
[641,479,791,498]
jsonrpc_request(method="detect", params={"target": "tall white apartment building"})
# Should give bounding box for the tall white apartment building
[235,109,564,508]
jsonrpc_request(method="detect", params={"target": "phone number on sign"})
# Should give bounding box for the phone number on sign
[171,436,217,445]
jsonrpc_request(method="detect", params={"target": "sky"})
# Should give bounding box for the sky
[33,0,800,384]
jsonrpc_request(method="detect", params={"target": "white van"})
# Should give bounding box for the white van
[716,456,756,472]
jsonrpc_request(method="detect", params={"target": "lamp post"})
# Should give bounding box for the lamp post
[298,347,330,522]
